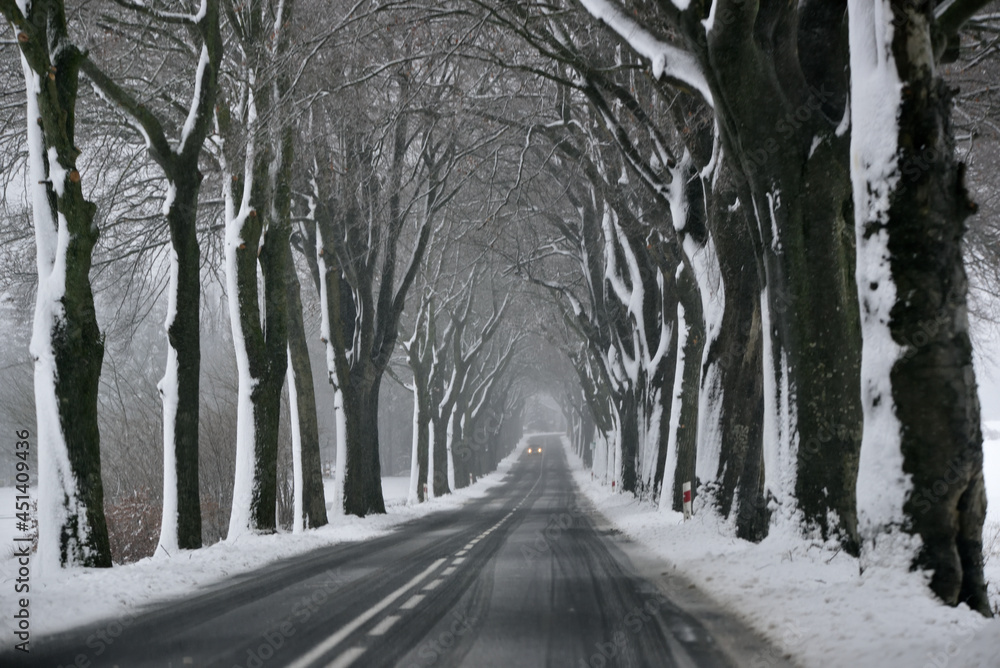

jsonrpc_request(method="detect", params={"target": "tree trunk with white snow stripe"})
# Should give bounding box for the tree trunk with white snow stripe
[849,0,991,615]
[5,0,112,569]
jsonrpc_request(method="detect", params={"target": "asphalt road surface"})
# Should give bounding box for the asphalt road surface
[10,435,792,668]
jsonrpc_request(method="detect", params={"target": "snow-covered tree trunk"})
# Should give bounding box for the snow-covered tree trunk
[849,0,990,614]
[580,403,595,469]
[225,0,304,536]
[284,246,327,529]
[608,410,622,487]
[666,262,704,512]
[286,348,304,533]
[454,407,472,490]
[6,0,112,570]
[426,419,437,501]
[667,154,727,515]
[223,121,262,538]
[157,163,210,553]
[314,222,345,515]
[672,140,766,537]
[332,384,348,515]
[407,381,422,504]
[430,409,451,497]
[445,407,457,492]
[224,100,289,538]
[659,298,686,512]
[404,298,436,503]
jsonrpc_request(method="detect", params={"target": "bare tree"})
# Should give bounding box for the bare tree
[78,0,223,551]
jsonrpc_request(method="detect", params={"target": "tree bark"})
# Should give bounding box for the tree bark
[5,0,112,568]
[581,407,595,469]
[694,2,862,548]
[415,388,431,501]
[850,0,991,615]
[284,244,327,528]
[616,390,640,493]
[430,411,452,497]
[167,170,204,549]
[670,264,704,512]
[342,373,387,516]
[707,184,766,541]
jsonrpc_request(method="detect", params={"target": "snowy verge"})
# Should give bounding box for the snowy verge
[565,437,1000,668]
[0,437,528,638]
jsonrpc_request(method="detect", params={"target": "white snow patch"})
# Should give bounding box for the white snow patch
[407,383,421,504]
[702,0,719,32]
[177,46,211,154]
[809,135,823,158]
[848,0,914,562]
[331,385,347,515]
[156,243,181,555]
[566,438,1000,668]
[46,147,67,198]
[577,0,713,107]
[760,289,799,528]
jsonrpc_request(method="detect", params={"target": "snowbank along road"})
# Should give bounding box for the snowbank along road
[6,434,791,667]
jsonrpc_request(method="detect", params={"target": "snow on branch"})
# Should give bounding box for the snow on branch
[177,45,211,155]
[111,0,204,25]
[936,0,995,36]
[576,0,713,107]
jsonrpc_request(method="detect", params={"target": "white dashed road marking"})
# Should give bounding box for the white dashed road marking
[400,594,424,610]
[286,558,446,668]
[368,615,400,636]
[325,646,365,668]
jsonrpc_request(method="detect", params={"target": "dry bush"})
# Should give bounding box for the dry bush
[105,489,161,563]
[200,496,230,546]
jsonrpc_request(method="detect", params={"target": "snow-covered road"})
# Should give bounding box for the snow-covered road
[1,435,783,667]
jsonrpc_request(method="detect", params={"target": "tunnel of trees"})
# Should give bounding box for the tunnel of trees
[1,0,998,614]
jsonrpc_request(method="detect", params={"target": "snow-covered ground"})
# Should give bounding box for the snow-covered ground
[568,431,1000,668]
[0,441,527,638]
[323,475,411,511]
